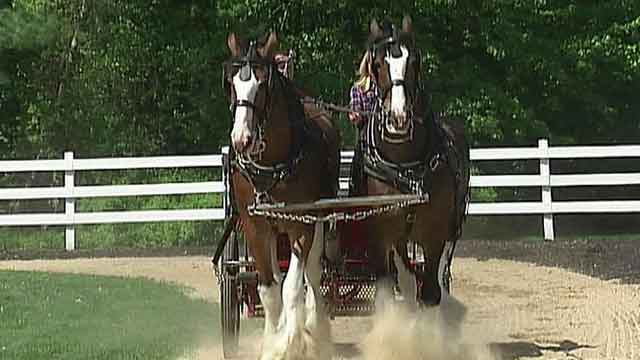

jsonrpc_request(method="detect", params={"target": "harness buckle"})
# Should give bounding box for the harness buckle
[429,154,441,171]
[409,178,424,198]
[254,191,272,206]
[398,169,425,198]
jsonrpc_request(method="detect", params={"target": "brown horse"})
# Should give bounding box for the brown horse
[356,17,470,311]
[223,32,339,359]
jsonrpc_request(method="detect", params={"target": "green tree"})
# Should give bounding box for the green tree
[3,0,639,157]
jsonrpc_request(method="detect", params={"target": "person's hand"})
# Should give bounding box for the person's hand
[348,112,363,125]
[274,54,289,63]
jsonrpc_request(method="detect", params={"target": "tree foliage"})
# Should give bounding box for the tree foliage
[1,0,639,161]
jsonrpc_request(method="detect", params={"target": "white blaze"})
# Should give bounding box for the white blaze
[230,70,259,151]
[385,46,409,120]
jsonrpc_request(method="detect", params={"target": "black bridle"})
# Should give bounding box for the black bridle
[222,41,306,204]
[223,41,275,125]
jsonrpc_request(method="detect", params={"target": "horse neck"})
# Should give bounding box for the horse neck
[260,80,296,166]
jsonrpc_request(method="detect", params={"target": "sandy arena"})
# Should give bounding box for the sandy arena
[2,243,639,359]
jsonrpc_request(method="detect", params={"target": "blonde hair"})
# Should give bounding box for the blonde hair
[354,51,372,91]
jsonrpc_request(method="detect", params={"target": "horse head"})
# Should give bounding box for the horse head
[366,15,422,143]
[224,32,280,156]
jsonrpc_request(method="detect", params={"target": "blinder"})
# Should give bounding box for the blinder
[222,41,275,96]
[222,40,276,115]
[368,25,422,85]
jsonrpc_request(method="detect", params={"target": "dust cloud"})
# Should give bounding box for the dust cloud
[360,295,499,360]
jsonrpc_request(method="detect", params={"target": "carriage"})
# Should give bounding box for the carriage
[214,152,430,358]
[215,16,470,359]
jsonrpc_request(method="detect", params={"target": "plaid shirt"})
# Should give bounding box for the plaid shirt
[349,85,379,119]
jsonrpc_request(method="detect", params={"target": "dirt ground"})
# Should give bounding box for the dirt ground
[2,239,640,360]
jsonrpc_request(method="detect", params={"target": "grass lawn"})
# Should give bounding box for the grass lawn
[0,271,219,360]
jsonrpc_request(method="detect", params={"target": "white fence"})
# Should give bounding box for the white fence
[0,153,224,250]
[1,139,639,249]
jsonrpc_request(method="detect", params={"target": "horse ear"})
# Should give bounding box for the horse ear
[227,33,241,57]
[402,15,413,34]
[370,18,383,37]
[259,31,279,58]
[402,15,414,34]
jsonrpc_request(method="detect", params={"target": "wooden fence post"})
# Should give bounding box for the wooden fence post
[539,139,555,241]
[64,151,76,250]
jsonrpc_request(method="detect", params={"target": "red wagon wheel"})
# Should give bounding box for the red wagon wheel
[220,230,240,358]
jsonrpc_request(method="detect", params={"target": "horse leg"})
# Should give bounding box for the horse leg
[259,282,282,337]
[304,222,325,329]
[418,236,445,307]
[259,232,283,340]
[417,229,459,306]
[242,219,282,345]
[393,243,417,308]
[438,240,455,298]
[367,217,396,312]
[261,235,283,337]
[263,230,308,360]
[271,233,284,284]
[303,222,332,358]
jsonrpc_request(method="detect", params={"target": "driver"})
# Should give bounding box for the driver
[348,51,379,196]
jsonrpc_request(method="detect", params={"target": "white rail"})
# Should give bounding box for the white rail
[1,139,639,249]
[1,152,223,250]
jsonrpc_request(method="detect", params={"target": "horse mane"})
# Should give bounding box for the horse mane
[280,75,306,125]
[274,67,332,164]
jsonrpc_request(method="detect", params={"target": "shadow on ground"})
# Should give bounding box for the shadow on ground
[333,339,596,359]
[490,339,596,359]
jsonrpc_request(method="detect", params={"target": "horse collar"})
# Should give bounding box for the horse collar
[362,114,448,198]
[233,110,307,201]
[235,146,304,196]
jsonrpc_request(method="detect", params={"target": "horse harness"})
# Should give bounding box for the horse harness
[361,110,455,199]
[224,41,312,207]
[361,28,456,200]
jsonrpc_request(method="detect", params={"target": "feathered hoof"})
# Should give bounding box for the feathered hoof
[259,326,332,360]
